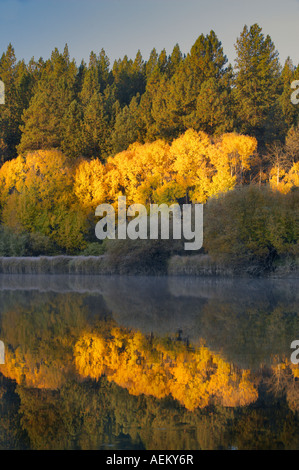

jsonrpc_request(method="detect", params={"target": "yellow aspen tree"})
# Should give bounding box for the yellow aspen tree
[74,158,107,210]
[170,129,211,203]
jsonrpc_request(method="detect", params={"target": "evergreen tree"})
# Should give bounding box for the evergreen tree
[167,43,183,78]
[79,52,111,159]
[191,77,234,135]
[112,51,145,106]
[233,24,282,147]
[110,94,144,154]
[17,45,77,155]
[74,59,87,96]
[145,48,159,80]
[148,31,231,140]
[61,99,84,158]
[98,48,111,91]
[279,58,299,137]
[81,92,110,160]
[112,55,133,105]
[0,44,34,161]
[187,30,229,85]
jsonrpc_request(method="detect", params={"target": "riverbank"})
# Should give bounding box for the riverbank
[0,254,297,277]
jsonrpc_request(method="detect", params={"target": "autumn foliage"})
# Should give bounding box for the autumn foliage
[0,131,259,252]
[0,128,297,265]
[73,327,258,411]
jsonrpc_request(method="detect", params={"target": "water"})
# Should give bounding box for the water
[0,274,298,450]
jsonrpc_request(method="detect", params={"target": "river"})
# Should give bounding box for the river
[0,274,298,450]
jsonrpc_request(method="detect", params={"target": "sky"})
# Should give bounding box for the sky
[0,0,298,68]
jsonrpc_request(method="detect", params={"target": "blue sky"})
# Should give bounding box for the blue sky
[0,0,298,67]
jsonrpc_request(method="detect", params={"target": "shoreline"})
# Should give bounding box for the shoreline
[0,254,297,278]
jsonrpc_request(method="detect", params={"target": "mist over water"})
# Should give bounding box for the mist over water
[0,274,298,450]
[0,274,298,367]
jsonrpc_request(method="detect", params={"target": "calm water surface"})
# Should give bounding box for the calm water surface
[0,274,298,450]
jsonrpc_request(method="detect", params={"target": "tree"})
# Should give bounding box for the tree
[61,99,85,158]
[170,129,212,203]
[285,124,299,164]
[167,44,183,78]
[233,24,282,147]
[74,158,107,210]
[17,46,77,155]
[0,150,88,252]
[0,44,34,161]
[112,52,145,106]
[265,141,290,189]
[278,58,299,133]
[78,52,112,159]
[98,48,111,91]
[149,31,231,141]
[110,95,145,154]
[190,77,233,135]
[81,92,111,160]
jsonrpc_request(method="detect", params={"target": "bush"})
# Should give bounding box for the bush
[79,242,107,256]
[0,226,29,256]
[104,236,185,275]
[203,185,299,270]
[27,232,61,256]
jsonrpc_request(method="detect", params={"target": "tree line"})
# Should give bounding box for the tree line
[0,23,299,165]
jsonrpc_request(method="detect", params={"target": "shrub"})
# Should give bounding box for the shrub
[27,232,60,256]
[104,237,185,275]
[0,226,29,256]
[203,185,299,269]
[80,242,107,256]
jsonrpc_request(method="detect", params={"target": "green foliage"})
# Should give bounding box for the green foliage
[80,241,106,256]
[0,226,28,256]
[110,95,145,154]
[233,24,282,147]
[17,46,77,156]
[0,226,61,256]
[0,25,298,161]
[104,223,185,274]
[0,44,35,162]
[204,185,299,269]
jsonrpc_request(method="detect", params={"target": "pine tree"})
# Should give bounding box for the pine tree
[278,57,297,132]
[17,45,77,155]
[233,24,282,147]
[110,94,144,154]
[149,31,231,140]
[0,44,34,161]
[112,55,134,105]
[187,30,228,86]
[81,92,110,160]
[79,52,111,159]
[61,99,84,158]
[167,44,183,78]
[98,48,111,90]
[191,77,233,135]
[145,48,159,81]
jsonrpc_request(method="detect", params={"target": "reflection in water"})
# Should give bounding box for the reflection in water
[0,274,298,450]
[73,326,258,410]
